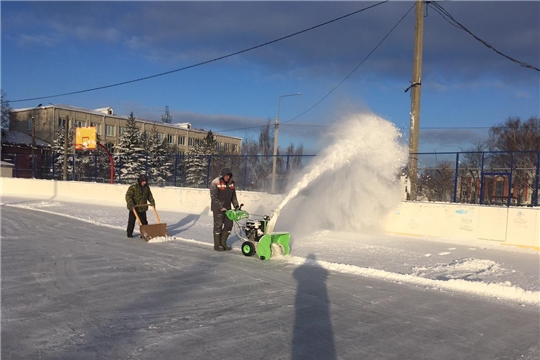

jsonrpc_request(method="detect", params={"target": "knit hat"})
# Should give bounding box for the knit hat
[138,174,148,185]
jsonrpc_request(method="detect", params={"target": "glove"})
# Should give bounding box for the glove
[128,206,134,211]
[220,208,227,212]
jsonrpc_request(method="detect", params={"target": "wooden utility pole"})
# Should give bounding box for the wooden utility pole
[408,0,425,200]
[63,116,70,181]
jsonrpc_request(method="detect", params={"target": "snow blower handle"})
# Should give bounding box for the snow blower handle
[235,203,244,210]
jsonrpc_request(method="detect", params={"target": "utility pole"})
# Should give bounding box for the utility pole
[271,93,301,193]
[63,116,70,181]
[31,103,42,178]
[407,0,425,200]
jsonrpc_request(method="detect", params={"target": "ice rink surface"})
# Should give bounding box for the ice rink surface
[1,197,539,359]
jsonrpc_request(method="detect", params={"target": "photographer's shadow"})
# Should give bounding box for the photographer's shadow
[292,254,336,360]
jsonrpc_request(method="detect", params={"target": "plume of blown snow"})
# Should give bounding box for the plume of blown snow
[277,113,407,236]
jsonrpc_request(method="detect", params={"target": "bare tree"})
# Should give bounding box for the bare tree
[487,117,540,205]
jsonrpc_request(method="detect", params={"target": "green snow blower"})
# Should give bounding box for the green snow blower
[226,206,290,261]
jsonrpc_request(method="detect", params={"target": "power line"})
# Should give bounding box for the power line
[281,2,416,125]
[428,1,539,72]
[218,2,415,134]
[11,1,388,103]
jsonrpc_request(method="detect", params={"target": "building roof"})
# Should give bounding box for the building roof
[2,130,50,147]
[12,104,241,140]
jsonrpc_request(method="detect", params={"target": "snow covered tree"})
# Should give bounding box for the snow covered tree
[1,90,13,140]
[51,126,74,179]
[145,124,175,186]
[114,112,146,183]
[184,131,218,188]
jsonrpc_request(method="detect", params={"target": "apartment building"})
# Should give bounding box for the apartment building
[10,104,242,155]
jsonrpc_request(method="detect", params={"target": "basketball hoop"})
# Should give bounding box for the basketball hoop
[74,127,97,151]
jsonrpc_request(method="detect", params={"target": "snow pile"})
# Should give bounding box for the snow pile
[284,255,540,306]
[273,113,406,234]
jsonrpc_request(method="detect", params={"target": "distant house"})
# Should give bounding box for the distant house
[1,130,51,178]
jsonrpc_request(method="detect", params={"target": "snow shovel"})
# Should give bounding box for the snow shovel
[132,204,169,242]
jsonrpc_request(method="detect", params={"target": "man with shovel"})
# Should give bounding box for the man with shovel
[126,174,155,238]
[210,167,240,251]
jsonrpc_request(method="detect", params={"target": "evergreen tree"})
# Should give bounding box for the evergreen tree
[146,124,174,186]
[51,126,74,179]
[184,131,217,188]
[114,112,146,183]
[1,90,13,140]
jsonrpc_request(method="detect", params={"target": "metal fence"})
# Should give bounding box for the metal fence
[6,150,540,206]
[414,151,540,207]
[5,153,316,193]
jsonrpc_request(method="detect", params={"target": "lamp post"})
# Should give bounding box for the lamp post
[271,93,301,193]
[31,103,42,178]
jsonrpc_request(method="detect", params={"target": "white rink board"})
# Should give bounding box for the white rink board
[1,178,538,248]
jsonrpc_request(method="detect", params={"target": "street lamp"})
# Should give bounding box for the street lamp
[31,103,42,178]
[271,93,301,193]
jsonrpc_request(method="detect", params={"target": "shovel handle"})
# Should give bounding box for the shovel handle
[132,204,162,224]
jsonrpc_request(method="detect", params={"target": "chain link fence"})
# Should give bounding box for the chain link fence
[6,150,540,205]
[414,151,540,206]
[4,153,316,194]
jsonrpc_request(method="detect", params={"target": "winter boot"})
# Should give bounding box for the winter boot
[220,231,231,251]
[214,233,225,251]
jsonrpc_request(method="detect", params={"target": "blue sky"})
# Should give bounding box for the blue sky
[2,1,539,154]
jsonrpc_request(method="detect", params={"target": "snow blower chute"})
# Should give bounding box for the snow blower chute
[226,206,290,261]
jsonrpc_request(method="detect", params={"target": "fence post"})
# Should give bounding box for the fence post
[71,154,75,180]
[479,152,485,205]
[145,154,148,177]
[535,151,540,206]
[243,155,248,190]
[453,152,459,203]
[174,153,179,187]
[507,152,514,207]
[94,153,98,182]
[206,155,211,188]
[13,154,19,177]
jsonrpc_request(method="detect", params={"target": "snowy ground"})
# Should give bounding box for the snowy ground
[1,196,539,359]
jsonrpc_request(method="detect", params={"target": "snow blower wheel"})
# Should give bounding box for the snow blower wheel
[241,241,256,257]
[226,206,291,261]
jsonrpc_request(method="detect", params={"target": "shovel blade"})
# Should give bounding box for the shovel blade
[140,223,169,242]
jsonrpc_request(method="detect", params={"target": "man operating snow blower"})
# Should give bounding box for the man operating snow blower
[210,167,240,251]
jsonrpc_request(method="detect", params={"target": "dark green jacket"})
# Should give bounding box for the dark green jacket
[125,183,155,212]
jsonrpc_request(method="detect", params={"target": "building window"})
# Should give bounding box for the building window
[232,144,238,153]
[75,120,86,128]
[224,143,230,152]
[167,134,174,144]
[58,118,67,128]
[105,125,115,136]
[105,142,114,153]
[178,136,185,145]
[188,137,194,146]
[119,126,126,135]
[496,180,505,197]
[90,123,101,135]
[156,133,164,142]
